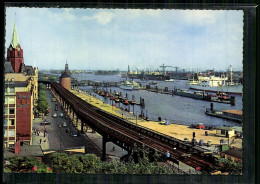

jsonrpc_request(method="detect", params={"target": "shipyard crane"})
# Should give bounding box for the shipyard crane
[159,63,173,74]
[172,66,179,73]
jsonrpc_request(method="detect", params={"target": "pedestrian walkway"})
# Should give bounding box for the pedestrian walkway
[31,117,50,150]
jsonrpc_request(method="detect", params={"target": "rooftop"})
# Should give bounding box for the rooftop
[221,148,242,160]
[4,145,44,158]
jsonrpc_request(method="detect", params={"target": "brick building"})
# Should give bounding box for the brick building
[4,20,38,147]
[59,61,71,90]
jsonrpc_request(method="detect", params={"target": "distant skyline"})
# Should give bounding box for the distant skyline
[5,8,243,71]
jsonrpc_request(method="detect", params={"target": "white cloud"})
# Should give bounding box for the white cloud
[82,11,115,25]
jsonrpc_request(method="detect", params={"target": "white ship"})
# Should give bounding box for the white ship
[189,66,243,95]
[119,81,140,91]
[165,79,174,82]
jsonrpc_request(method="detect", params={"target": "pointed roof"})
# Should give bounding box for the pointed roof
[11,20,19,48]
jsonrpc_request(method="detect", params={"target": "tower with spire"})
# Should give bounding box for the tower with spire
[7,19,24,73]
[60,60,71,90]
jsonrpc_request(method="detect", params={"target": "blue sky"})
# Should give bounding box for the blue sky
[5,8,243,71]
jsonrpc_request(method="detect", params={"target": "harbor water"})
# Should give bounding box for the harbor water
[73,73,243,127]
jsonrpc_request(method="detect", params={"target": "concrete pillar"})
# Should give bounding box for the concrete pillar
[101,135,108,161]
[81,119,84,133]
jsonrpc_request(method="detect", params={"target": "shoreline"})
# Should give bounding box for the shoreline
[70,89,242,149]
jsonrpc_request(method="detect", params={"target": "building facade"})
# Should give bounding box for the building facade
[4,20,38,148]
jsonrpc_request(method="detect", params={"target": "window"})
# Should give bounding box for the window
[4,120,7,126]
[9,87,14,93]
[9,109,15,114]
[9,97,15,104]
[9,130,15,137]
[10,119,15,126]
[5,88,7,93]
[4,107,8,115]
[4,130,7,137]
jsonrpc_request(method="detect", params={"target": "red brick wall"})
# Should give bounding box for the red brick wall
[16,92,31,141]
[60,78,71,90]
[7,45,24,73]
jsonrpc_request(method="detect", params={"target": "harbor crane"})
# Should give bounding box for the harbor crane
[173,66,179,73]
[159,63,173,74]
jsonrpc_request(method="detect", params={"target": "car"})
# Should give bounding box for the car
[53,113,57,118]
[62,122,67,127]
[70,132,78,137]
[40,121,50,126]
[65,128,71,133]
[60,113,64,118]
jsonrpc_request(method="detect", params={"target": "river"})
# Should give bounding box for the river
[73,73,243,127]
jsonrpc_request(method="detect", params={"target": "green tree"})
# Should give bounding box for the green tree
[50,153,72,173]
[5,156,49,173]
[216,157,242,175]
[37,84,49,115]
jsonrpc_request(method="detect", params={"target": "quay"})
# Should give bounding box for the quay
[205,103,242,123]
[70,89,242,149]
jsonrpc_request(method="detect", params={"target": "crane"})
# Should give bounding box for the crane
[159,63,173,74]
[172,66,179,73]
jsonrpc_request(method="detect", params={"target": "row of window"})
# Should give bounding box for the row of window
[4,119,15,126]
[4,108,15,115]
[5,87,15,93]
[4,130,15,137]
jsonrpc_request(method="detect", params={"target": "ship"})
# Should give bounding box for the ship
[165,79,174,82]
[189,66,243,95]
[119,81,140,91]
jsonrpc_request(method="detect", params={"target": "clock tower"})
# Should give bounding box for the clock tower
[7,20,24,73]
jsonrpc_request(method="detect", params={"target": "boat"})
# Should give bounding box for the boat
[119,81,140,90]
[149,81,157,85]
[189,66,242,95]
[165,79,174,82]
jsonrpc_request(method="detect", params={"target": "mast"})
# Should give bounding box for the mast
[230,65,233,85]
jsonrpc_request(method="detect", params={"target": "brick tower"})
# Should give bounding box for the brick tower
[60,61,71,90]
[7,20,24,73]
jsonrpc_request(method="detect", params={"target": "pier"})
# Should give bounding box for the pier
[205,103,242,123]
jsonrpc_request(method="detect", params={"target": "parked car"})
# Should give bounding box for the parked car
[60,113,64,118]
[62,122,67,127]
[53,113,57,118]
[196,123,205,129]
[65,128,71,133]
[70,132,78,137]
[40,121,50,126]
[189,124,196,128]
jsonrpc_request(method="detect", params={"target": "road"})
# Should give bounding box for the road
[44,89,102,156]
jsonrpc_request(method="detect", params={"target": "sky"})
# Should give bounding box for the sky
[5,8,243,71]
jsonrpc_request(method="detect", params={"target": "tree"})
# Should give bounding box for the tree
[50,153,72,173]
[37,84,49,115]
[5,156,49,173]
[216,157,242,175]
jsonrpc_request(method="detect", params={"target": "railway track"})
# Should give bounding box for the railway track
[51,82,218,173]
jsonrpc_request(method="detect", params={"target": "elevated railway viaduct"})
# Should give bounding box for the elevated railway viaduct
[42,81,219,173]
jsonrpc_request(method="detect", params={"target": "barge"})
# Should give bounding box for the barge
[173,89,235,105]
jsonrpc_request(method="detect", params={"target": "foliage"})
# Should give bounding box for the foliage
[49,153,72,173]
[216,157,242,175]
[5,156,50,173]
[38,83,47,91]
[37,83,49,113]
[5,148,174,174]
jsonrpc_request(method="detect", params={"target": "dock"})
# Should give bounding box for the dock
[205,103,242,123]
